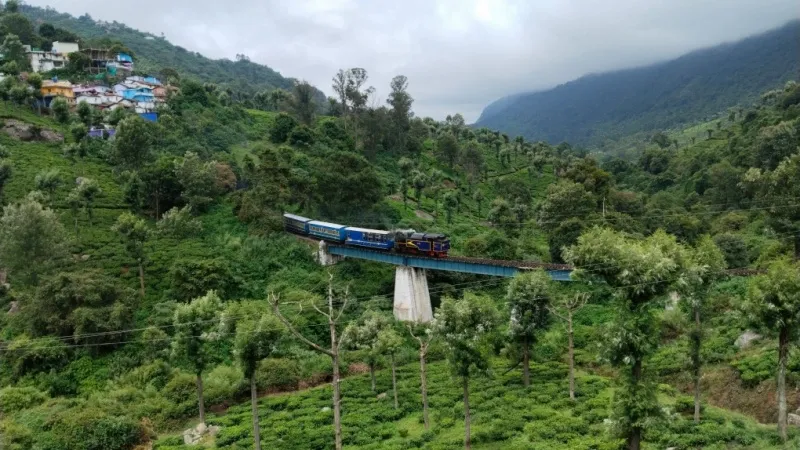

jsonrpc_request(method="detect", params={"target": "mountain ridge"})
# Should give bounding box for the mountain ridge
[475,20,800,146]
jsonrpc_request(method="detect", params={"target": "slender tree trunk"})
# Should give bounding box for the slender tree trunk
[196,373,206,425]
[463,376,471,450]
[777,327,789,443]
[155,194,160,220]
[369,364,376,392]
[327,291,343,450]
[628,359,642,450]
[391,354,399,409]
[522,338,530,388]
[794,235,800,261]
[138,260,145,297]
[251,375,262,450]
[419,344,430,430]
[332,352,342,450]
[568,311,575,401]
[693,306,701,424]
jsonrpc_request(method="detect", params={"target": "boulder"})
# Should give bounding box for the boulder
[377,392,387,400]
[789,413,800,427]
[734,330,762,350]
[182,422,220,446]
[2,119,63,142]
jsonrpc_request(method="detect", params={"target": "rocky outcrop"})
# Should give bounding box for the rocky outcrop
[789,413,800,426]
[182,422,220,446]
[734,330,762,350]
[2,119,64,143]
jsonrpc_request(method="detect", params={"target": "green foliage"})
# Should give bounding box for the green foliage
[113,116,154,169]
[157,205,203,238]
[0,196,67,284]
[256,358,301,391]
[168,258,236,302]
[171,290,222,375]
[432,292,499,378]
[174,151,217,213]
[0,386,47,413]
[270,113,298,144]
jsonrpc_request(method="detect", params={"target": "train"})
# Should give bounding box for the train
[283,212,451,258]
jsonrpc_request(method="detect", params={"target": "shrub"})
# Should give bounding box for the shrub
[205,364,245,404]
[713,233,749,268]
[0,386,47,413]
[162,371,197,404]
[256,358,301,391]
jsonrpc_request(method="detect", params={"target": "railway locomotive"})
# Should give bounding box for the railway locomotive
[283,212,451,258]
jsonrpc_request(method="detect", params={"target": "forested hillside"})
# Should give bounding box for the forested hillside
[18,4,326,100]
[475,20,800,150]
[0,8,799,446]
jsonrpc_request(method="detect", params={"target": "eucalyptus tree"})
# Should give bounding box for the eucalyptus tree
[550,292,589,400]
[171,290,223,425]
[744,259,800,442]
[676,236,725,422]
[505,270,552,387]
[343,309,392,392]
[407,323,434,430]
[431,292,498,450]
[233,313,283,450]
[378,327,404,409]
[112,212,150,297]
[271,274,349,450]
[565,228,685,450]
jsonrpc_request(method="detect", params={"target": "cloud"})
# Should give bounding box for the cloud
[28,0,800,121]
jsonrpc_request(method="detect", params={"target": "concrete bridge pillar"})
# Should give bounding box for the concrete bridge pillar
[393,266,433,323]
[316,240,344,266]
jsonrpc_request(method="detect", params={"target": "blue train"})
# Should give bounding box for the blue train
[283,212,451,258]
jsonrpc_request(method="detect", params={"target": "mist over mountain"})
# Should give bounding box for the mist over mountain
[475,20,800,147]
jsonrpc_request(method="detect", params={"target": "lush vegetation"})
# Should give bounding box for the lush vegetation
[475,20,800,150]
[0,3,798,448]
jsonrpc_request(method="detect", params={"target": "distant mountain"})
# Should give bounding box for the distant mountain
[19,5,326,100]
[475,20,800,146]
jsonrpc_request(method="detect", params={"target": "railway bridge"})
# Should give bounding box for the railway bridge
[315,240,572,323]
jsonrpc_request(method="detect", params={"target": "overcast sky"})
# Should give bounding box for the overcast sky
[27,0,799,121]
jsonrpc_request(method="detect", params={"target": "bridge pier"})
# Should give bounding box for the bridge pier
[393,266,433,323]
[316,240,344,266]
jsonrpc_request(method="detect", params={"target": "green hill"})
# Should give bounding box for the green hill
[18,4,326,100]
[475,20,800,149]
[0,34,798,448]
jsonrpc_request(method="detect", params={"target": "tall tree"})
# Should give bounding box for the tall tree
[233,313,283,450]
[114,116,154,170]
[443,191,458,225]
[174,152,217,213]
[0,33,27,69]
[506,270,552,387]
[377,327,404,409]
[112,212,150,298]
[50,97,70,124]
[73,178,101,225]
[171,290,222,425]
[412,171,427,209]
[677,236,725,423]
[289,80,317,126]
[743,259,800,443]
[343,310,392,392]
[437,133,460,169]
[431,292,498,450]
[271,274,349,450]
[565,228,685,450]
[743,154,800,259]
[387,75,414,151]
[0,195,67,285]
[473,190,485,216]
[550,292,589,400]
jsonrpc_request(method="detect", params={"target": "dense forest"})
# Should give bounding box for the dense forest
[17,4,326,102]
[0,2,799,449]
[476,20,800,151]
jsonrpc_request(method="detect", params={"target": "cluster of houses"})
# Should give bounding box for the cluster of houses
[24,41,134,75]
[41,75,170,122]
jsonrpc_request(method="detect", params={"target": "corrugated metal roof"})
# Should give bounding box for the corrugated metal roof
[345,227,390,235]
[283,213,311,222]
[308,220,346,229]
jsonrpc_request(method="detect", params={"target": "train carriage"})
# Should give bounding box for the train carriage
[396,231,451,257]
[283,213,312,234]
[307,220,347,242]
[345,227,395,250]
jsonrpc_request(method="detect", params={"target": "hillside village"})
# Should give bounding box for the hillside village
[4,37,169,124]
